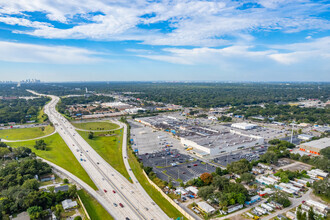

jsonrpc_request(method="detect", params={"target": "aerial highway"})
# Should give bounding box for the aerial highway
[28,90,170,220]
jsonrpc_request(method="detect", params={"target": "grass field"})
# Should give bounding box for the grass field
[73,121,119,131]
[78,129,131,182]
[127,146,185,219]
[0,125,55,140]
[7,133,97,190]
[77,189,114,220]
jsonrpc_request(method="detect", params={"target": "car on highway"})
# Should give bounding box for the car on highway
[112,190,116,193]
[113,203,117,207]
[119,203,124,208]
[104,189,107,193]
[193,164,198,166]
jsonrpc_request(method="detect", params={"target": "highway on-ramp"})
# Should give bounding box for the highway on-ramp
[29,90,170,220]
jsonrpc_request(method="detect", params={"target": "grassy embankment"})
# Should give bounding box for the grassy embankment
[77,189,114,220]
[7,133,97,190]
[0,125,54,140]
[127,147,185,219]
[119,118,185,219]
[78,127,131,182]
[73,121,119,130]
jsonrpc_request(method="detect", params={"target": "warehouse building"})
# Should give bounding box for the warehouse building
[136,115,263,156]
[231,123,257,130]
[298,138,330,155]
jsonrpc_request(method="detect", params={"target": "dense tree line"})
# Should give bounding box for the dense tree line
[0,84,33,97]
[60,95,114,105]
[229,104,330,124]
[197,175,249,209]
[0,156,77,219]
[312,178,330,201]
[0,97,50,124]
[24,82,330,107]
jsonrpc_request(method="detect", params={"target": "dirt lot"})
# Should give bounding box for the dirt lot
[277,159,312,172]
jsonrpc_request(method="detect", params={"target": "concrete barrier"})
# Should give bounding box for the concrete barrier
[142,170,196,220]
[77,194,91,220]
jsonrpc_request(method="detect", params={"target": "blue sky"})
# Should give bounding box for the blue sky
[0,0,329,82]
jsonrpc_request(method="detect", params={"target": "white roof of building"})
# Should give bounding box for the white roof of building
[298,134,314,139]
[306,200,328,211]
[301,138,330,150]
[185,186,199,194]
[62,199,77,210]
[231,123,257,129]
[197,201,215,213]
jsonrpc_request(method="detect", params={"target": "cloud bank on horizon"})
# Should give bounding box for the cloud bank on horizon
[0,0,329,81]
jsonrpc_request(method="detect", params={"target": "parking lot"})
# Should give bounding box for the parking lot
[212,146,268,167]
[129,120,183,154]
[139,149,216,186]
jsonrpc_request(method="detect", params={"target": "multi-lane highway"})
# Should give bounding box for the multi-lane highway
[29,90,169,220]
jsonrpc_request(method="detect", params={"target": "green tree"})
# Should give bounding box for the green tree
[27,206,48,220]
[34,139,47,150]
[198,186,215,200]
[240,173,255,184]
[88,132,94,139]
[0,148,10,160]
[52,204,64,219]
[227,159,250,174]
[260,151,278,164]
[320,147,330,159]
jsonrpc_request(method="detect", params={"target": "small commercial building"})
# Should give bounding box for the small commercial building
[298,138,330,155]
[298,134,314,141]
[197,201,215,214]
[231,123,257,130]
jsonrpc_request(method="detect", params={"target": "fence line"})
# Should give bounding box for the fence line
[142,170,196,220]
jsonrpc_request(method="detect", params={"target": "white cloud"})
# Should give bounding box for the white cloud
[138,36,330,66]
[0,41,104,64]
[0,0,329,46]
[0,16,52,29]
[139,46,274,65]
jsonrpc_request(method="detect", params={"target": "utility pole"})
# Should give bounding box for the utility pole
[290,122,295,144]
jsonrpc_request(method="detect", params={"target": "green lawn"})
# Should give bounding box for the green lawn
[7,133,97,190]
[78,129,131,182]
[73,121,119,131]
[77,189,114,220]
[0,125,55,140]
[128,147,185,219]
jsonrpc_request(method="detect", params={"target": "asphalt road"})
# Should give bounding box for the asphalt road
[28,90,169,220]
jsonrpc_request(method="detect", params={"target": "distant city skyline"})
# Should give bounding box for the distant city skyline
[0,0,329,81]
